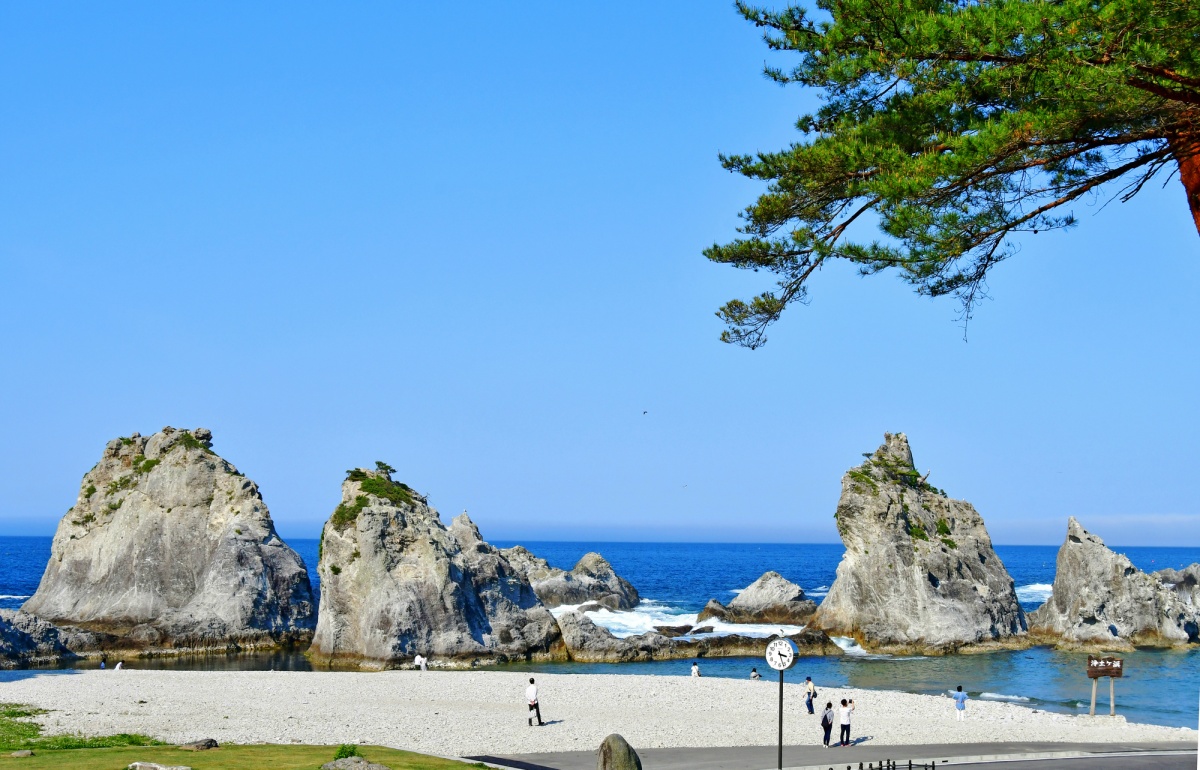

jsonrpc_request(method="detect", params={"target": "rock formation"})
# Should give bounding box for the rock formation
[697,572,816,624]
[598,734,643,770]
[1155,565,1200,611]
[555,611,842,662]
[0,610,76,668]
[501,546,639,610]
[1029,518,1198,650]
[809,433,1026,654]
[308,468,564,667]
[22,428,315,654]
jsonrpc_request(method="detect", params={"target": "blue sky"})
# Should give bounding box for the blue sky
[2,2,1197,546]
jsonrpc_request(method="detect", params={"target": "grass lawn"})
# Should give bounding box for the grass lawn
[0,744,487,769]
[0,703,487,769]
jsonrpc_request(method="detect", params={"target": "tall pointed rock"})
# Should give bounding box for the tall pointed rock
[23,427,315,653]
[1029,517,1198,650]
[308,467,563,667]
[810,433,1026,653]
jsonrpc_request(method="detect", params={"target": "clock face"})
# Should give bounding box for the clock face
[765,638,796,671]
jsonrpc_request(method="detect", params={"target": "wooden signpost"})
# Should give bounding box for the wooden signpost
[1086,656,1123,716]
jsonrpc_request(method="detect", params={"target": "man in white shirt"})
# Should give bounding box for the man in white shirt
[691,661,701,677]
[526,677,544,726]
[413,654,427,671]
[838,698,855,746]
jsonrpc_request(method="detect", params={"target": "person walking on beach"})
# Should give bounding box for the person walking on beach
[526,677,544,727]
[804,676,816,714]
[691,661,701,677]
[750,667,761,680]
[838,698,854,746]
[952,685,968,721]
[413,653,427,671]
[819,701,834,748]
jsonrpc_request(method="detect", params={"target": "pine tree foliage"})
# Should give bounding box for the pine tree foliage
[707,0,1200,347]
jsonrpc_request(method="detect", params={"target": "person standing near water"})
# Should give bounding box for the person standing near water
[838,698,855,746]
[526,678,544,727]
[819,701,834,747]
[691,661,701,677]
[952,685,968,720]
[750,667,761,680]
[804,676,816,714]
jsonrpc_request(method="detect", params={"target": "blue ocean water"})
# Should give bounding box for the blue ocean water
[2,536,1198,728]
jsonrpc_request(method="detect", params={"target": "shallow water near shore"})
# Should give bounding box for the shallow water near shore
[3,536,1198,729]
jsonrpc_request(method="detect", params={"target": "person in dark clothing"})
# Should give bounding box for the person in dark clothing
[819,701,834,747]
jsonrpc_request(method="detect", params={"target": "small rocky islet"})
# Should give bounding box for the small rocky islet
[3,428,1198,669]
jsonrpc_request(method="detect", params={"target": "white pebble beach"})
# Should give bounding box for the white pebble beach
[1,670,1194,757]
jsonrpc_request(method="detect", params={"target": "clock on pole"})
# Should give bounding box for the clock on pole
[765,637,798,770]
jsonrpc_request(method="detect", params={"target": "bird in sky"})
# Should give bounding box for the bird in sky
[643,411,648,415]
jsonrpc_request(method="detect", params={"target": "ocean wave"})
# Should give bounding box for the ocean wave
[1016,583,1054,604]
[549,601,804,640]
[0,595,30,600]
[978,692,1032,702]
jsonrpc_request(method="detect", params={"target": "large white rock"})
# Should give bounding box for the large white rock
[809,433,1026,653]
[698,571,816,624]
[1029,517,1198,650]
[308,468,564,667]
[22,428,315,654]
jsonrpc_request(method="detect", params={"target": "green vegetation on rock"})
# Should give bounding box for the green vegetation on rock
[909,523,929,541]
[941,537,958,549]
[132,455,160,475]
[936,518,951,536]
[175,431,213,454]
[105,476,134,496]
[83,484,96,499]
[331,495,369,531]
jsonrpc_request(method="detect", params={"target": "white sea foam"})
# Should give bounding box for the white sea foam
[806,585,830,597]
[978,692,1032,702]
[1016,583,1054,604]
[549,600,804,639]
[831,636,870,656]
[0,595,30,600]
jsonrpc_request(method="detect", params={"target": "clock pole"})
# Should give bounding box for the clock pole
[777,667,784,770]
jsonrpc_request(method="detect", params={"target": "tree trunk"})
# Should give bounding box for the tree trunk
[1169,133,1200,237]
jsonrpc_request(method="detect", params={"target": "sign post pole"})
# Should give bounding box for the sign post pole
[1086,656,1124,717]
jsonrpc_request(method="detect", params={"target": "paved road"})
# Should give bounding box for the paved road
[469,740,1197,770]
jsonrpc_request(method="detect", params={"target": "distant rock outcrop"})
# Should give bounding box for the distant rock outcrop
[501,546,639,610]
[697,572,816,625]
[22,428,316,654]
[1029,518,1199,651]
[0,610,76,668]
[555,611,842,662]
[308,468,564,667]
[809,433,1027,654]
[1155,565,1200,611]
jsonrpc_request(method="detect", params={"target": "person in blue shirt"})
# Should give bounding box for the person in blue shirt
[952,685,968,720]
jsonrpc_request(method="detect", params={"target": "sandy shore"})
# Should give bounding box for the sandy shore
[0,670,1194,757]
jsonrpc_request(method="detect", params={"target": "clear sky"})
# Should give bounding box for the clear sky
[2,2,1197,546]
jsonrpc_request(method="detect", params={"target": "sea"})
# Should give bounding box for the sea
[2,537,1198,729]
